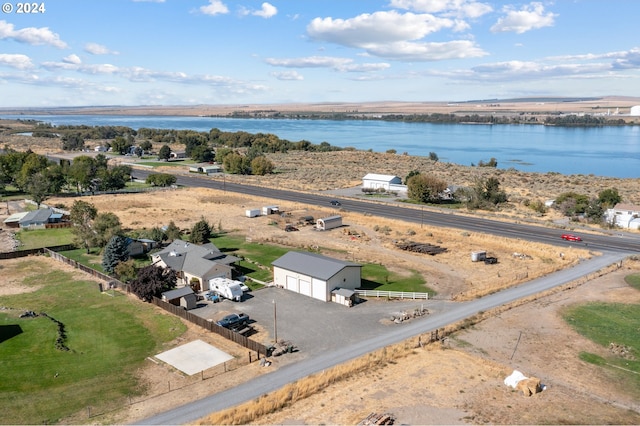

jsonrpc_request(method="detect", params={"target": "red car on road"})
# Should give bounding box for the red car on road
[561,233,582,242]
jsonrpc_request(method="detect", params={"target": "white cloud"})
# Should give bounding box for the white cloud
[199,0,229,16]
[0,53,33,69]
[265,56,391,72]
[307,10,486,61]
[62,54,82,65]
[0,20,67,48]
[84,43,119,55]
[271,71,304,81]
[252,2,278,18]
[389,0,492,19]
[491,2,557,34]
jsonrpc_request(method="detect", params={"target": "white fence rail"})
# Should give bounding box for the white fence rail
[354,289,429,300]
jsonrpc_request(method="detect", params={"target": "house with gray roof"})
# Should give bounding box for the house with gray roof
[272,251,362,302]
[151,240,239,292]
[19,209,54,229]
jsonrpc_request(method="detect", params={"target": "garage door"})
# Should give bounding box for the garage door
[286,275,297,291]
[299,279,311,296]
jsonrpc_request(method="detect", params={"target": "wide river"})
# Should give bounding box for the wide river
[3,114,639,178]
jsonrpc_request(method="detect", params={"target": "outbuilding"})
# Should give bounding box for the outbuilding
[316,215,342,231]
[161,287,197,310]
[362,173,406,193]
[272,251,362,302]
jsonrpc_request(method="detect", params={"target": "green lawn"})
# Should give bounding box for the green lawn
[624,273,640,291]
[15,227,75,250]
[0,259,186,424]
[58,247,106,272]
[211,233,434,294]
[360,263,435,294]
[562,300,640,399]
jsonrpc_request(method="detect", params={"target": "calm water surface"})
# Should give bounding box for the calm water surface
[3,114,639,178]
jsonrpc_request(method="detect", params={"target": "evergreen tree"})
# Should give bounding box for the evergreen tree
[190,217,212,244]
[102,235,130,274]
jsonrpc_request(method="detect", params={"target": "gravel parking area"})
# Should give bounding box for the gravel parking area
[190,287,454,358]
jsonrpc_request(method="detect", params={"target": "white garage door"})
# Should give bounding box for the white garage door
[312,279,326,301]
[299,279,311,296]
[286,275,297,291]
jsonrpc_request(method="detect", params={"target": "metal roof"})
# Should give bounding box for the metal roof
[272,251,361,281]
[162,286,195,300]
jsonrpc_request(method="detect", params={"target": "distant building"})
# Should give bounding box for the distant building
[630,105,640,116]
[605,203,640,230]
[362,173,405,193]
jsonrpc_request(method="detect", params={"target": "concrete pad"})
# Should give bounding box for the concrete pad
[155,339,234,375]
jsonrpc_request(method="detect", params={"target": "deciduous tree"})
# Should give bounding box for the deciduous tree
[130,265,177,302]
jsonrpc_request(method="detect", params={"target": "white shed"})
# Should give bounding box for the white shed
[272,251,362,302]
[316,215,342,231]
[262,205,279,215]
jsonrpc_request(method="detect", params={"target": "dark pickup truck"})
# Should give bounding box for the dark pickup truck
[216,313,250,330]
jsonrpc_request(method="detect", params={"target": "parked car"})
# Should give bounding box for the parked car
[216,313,250,330]
[284,224,299,232]
[561,233,582,242]
[330,200,341,206]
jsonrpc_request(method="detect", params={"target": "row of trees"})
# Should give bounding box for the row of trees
[553,188,621,223]
[0,150,132,207]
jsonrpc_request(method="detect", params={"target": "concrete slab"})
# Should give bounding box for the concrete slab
[155,339,233,375]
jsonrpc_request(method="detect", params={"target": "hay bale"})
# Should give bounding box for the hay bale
[516,377,542,396]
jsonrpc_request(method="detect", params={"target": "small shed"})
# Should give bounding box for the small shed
[316,215,342,231]
[162,287,197,310]
[331,288,356,307]
[246,209,261,218]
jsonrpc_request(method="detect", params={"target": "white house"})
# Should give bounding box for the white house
[362,173,406,193]
[152,240,239,292]
[605,203,640,230]
[271,251,362,302]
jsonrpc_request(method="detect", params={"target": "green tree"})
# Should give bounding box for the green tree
[190,145,215,163]
[164,221,182,241]
[404,170,420,185]
[250,155,274,175]
[92,212,122,248]
[598,188,621,208]
[407,174,447,203]
[61,133,85,151]
[146,173,176,187]
[70,200,98,253]
[585,198,605,223]
[130,265,177,302]
[190,217,212,244]
[139,140,153,153]
[97,164,131,191]
[158,145,171,161]
[110,136,132,155]
[68,156,98,193]
[556,192,589,216]
[25,171,52,208]
[114,259,137,283]
[102,235,130,274]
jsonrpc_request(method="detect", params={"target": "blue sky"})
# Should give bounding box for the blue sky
[0,0,639,107]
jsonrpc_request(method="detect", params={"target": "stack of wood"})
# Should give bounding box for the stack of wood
[358,412,395,425]
[396,241,447,255]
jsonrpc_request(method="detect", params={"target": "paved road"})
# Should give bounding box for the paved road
[137,251,627,425]
[128,168,640,254]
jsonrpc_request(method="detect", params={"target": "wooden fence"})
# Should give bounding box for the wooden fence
[0,244,76,260]
[354,289,429,300]
[151,297,268,357]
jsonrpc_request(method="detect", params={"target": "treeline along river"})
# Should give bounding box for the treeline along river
[3,114,639,178]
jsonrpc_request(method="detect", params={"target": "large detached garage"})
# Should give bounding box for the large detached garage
[272,251,362,302]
